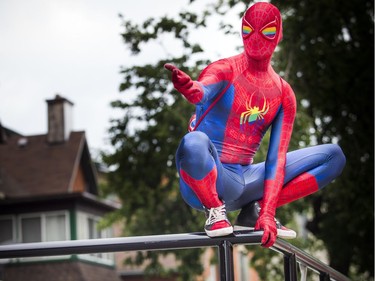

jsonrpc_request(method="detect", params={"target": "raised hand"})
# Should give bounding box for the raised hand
[164,63,193,90]
[164,63,203,104]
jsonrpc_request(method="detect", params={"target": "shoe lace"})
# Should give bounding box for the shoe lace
[206,205,227,225]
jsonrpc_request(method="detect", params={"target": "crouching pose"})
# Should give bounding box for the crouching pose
[165,2,345,247]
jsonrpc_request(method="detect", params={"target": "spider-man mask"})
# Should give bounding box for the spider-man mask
[242,2,283,61]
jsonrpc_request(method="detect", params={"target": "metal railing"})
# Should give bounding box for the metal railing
[0,231,350,281]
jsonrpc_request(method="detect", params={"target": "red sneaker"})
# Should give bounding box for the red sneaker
[204,205,233,237]
[234,201,297,239]
[274,218,297,239]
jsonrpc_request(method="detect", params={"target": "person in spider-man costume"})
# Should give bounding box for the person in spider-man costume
[165,2,345,247]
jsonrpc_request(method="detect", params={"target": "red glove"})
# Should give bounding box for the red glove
[164,63,203,104]
[255,212,277,248]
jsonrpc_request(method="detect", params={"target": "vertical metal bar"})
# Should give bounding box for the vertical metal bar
[284,253,298,281]
[218,240,234,281]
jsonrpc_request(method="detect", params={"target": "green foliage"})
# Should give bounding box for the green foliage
[271,0,374,278]
[101,5,213,279]
[103,57,208,277]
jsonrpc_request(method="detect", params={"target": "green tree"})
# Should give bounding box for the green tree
[102,0,373,279]
[270,0,374,278]
[101,8,213,279]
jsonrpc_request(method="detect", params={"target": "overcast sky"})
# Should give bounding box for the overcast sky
[0,0,242,155]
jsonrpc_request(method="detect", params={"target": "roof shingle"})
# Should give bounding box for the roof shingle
[0,131,87,198]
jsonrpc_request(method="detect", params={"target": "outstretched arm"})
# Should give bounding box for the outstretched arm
[255,80,297,248]
[164,60,232,104]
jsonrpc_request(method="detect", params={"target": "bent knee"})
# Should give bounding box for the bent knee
[183,131,210,147]
[179,132,210,155]
[325,144,346,176]
[176,131,211,165]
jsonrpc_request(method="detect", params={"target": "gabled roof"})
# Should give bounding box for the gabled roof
[0,130,98,199]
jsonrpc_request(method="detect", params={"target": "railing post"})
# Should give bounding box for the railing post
[218,240,234,281]
[284,253,298,281]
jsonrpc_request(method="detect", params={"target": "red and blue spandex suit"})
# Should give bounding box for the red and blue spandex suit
[166,3,345,246]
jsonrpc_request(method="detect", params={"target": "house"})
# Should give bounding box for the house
[0,95,121,281]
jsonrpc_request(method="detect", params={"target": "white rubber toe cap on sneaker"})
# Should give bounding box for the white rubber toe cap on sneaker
[277,227,297,239]
[205,226,234,237]
[233,225,297,239]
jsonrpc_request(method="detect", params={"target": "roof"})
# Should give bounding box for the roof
[0,122,22,143]
[0,192,121,214]
[0,130,98,199]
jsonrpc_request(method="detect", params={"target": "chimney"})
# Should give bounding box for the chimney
[46,94,74,144]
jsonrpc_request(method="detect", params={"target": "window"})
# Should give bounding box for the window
[88,217,101,239]
[19,211,69,243]
[77,212,114,265]
[0,217,15,245]
[21,217,41,243]
[8,211,70,262]
[45,213,67,242]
